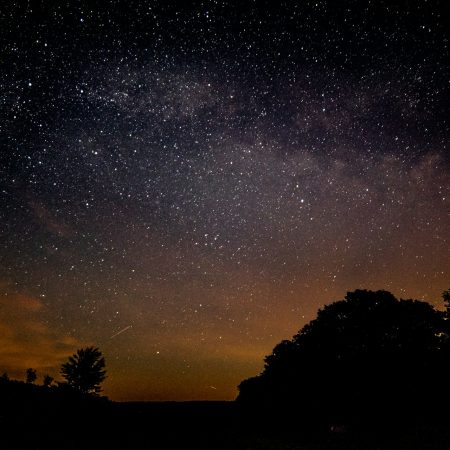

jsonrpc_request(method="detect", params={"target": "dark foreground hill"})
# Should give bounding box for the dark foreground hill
[1,380,450,450]
[4,289,450,448]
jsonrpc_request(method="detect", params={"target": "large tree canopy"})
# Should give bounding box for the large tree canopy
[237,290,450,429]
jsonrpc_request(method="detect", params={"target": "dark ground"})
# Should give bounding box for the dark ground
[1,382,450,449]
[2,401,450,450]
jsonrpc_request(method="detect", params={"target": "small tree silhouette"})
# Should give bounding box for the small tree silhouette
[26,368,37,384]
[61,347,106,395]
[1,372,9,381]
[43,374,54,387]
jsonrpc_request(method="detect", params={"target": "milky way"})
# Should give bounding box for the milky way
[0,1,448,400]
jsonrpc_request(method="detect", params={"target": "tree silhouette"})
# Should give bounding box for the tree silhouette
[237,290,450,429]
[43,374,54,387]
[443,289,450,315]
[61,347,106,395]
[26,368,37,384]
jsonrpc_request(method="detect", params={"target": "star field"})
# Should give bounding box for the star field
[0,1,448,400]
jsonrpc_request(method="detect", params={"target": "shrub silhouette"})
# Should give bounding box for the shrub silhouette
[237,290,450,429]
[43,374,54,387]
[26,368,37,384]
[61,347,106,395]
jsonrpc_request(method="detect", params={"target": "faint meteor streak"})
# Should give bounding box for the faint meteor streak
[110,325,132,339]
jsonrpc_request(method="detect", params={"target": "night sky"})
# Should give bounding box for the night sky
[1,1,448,401]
